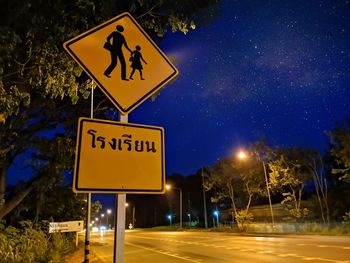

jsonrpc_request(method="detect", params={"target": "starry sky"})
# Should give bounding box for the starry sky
[129,0,350,176]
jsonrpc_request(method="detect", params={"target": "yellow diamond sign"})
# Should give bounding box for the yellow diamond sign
[73,118,165,193]
[64,12,178,114]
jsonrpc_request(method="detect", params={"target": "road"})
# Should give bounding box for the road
[83,230,349,263]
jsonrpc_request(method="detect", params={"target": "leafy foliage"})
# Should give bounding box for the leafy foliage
[328,120,350,183]
[268,148,315,221]
[0,0,220,122]
[342,212,350,226]
[206,153,266,221]
[0,220,74,263]
[235,209,254,231]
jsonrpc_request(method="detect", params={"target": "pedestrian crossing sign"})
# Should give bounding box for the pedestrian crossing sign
[64,12,179,114]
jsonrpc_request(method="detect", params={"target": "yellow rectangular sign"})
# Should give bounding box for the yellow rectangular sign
[73,118,165,193]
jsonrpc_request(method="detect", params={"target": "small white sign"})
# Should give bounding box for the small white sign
[49,220,84,233]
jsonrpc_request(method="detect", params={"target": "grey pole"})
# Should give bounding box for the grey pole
[113,113,128,263]
[132,205,135,227]
[201,168,208,228]
[179,188,183,228]
[84,86,94,263]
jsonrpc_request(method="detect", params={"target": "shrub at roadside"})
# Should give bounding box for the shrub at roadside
[0,220,75,263]
[236,210,254,231]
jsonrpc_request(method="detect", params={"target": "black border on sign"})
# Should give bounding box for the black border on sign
[74,118,165,193]
[64,13,178,114]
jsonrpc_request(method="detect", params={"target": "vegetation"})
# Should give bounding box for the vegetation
[0,220,75,263]
[328,120,350,183]
[203,123,350,230]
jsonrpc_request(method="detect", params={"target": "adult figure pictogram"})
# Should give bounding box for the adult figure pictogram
[104,25,131,80]
[129,45,147,80]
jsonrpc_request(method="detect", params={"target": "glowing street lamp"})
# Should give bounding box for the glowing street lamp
[106,209,112,229]
[166,184,183,228]
[213,210,219,227]
[167,214,172,226]
[237,151,247,160]
[101,213,105,225]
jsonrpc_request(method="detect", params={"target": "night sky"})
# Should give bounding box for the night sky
[129,0,350,176]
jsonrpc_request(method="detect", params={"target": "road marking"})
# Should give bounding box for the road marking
[297,243,350,250]
[126,242,202,262]
[127,234,349,262]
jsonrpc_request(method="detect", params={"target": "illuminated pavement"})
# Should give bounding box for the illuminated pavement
[85,230,350,263]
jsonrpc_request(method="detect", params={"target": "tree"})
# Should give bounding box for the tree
[268,148,312,221]
[0,0,221,219]
[328,120,350,183]
[301,150,329,224]
[91,200,103,219]
[206,155,266,222]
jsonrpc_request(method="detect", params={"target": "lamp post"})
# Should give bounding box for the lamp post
[187,213,191,226]
[101,214,105,226]
[237,150,275,227]
[201,168,208,229]
[167,214,172,226]
[107,209,112,229]
[213,210,219,227]
[166,184,183,228]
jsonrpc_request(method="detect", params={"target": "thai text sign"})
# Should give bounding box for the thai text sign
[73,118,165,193]
[49,221,83,233]
[63,12,178,114]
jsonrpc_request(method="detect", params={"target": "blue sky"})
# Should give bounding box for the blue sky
[129,0,350,175]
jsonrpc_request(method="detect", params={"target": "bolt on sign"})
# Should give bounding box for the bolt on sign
[73,118,165,193]
[63,12,179,115]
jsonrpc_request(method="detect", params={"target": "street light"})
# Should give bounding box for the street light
[202,167,208,229]
[213,210,219,227]
[107,209,112,229]
[125,202,136,228]
[167,214,172,226]
[187,213,191,226]
[237,150,275,226]
[166,184,183,228]
[101,213,105,226]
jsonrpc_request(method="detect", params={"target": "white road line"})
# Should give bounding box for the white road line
[126,242,202,263]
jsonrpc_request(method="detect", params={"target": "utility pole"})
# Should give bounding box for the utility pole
[201,168,208,229]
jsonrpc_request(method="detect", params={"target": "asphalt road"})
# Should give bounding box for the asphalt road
[85,230,350,263]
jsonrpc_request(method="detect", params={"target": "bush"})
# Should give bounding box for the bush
[342,211,350,226]
[0,220,74,263]
[236,210,254,231]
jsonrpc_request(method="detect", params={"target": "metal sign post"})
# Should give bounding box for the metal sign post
[84,86,94,263]
[114,194,126,263]
[113,114,128,263]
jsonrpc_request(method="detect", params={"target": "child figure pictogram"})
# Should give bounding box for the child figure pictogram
[129,45,147,80]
